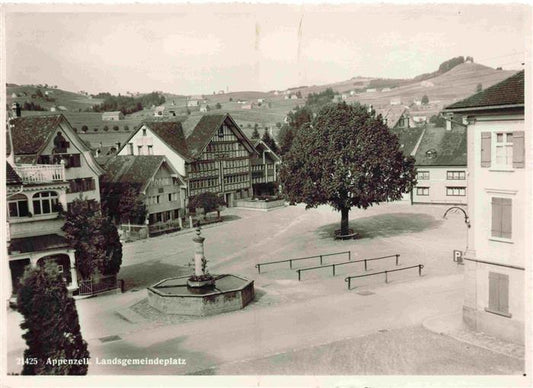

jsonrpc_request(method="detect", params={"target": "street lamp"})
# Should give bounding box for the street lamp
[443,206,470,264]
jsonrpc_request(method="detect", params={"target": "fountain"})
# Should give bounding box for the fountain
[147,224,254,316]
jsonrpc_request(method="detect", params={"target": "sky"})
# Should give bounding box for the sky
[4,3,530,96]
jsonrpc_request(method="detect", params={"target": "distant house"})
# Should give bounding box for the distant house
[257,98,264,103]
[199,105,209,113]
[290,95,298,100]
[154,106,165,117]
[101,155,187,233]
[390,98,402,105]
[57,106,67,111]
[341,94,348,100]
[413,99,422,106]
[187,100,200,107]
[382,87,391,92]
[284,95,290,100]
[102,111,124,121]
[250,139,281,196]
[366,88,377,93]
[412,115,427,125]
[374,105,410,130]
[50,107,57,112]
[218,90,225,95]
[421,81,434,88]
[11,93,17,98]
[241,103,254,110]
[350,90,356,96]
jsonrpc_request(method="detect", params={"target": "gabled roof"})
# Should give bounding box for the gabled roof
[6,162,22,185]
[120,120,190,160]
[413,126,467,166]
[251,139,282,163]
[103,155,184,193]
[374,105,409,129]
[9,114,65,155]
[186,113,257,158]
[444,70,524,112]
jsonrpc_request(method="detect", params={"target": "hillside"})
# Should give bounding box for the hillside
[7,60,520,147]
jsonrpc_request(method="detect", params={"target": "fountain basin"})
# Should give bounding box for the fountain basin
[147,274,254,316]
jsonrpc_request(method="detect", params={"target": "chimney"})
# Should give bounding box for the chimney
[445,115,452,131]
[116,142,121,149]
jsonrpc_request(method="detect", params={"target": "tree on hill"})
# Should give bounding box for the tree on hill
[278,124,295,156]
[421,95,429,105]
[62,198,122,280]
[277,105,313,155]
[306,88,336,113]
[215,102,222,109]
[81,125,88,133]
[188,192,226,219]
[17,262,89,375]
[252,124,260,139]
[280,102,416,236]
[103,125,109,132]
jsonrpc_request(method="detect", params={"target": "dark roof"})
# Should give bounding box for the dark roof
[10,114,64,155]
[6,162,22,185]
[392,127,425,157]
[9,234,69,254]
[103,155,168,191]
[186,113,257,158]
[414,126,467,166]
[143,121,190,159]
[374,105,408,129]
[445,71,524,111]
[186,114,227,157]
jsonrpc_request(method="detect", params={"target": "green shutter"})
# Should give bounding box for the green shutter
[488,272,499,311]
[512,131,525,168]
[498,274,509,314]
[481,132,492,167]
[491,197,502,238]
[501,198,512,239]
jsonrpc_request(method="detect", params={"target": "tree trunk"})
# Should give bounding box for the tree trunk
[340,207,350,236]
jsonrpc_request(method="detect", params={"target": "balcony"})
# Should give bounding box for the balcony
[14,164,66,183]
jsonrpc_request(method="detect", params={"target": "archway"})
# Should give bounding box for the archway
[37,254,72,284]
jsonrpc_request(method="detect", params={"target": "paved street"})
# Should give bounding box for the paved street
[7,202,523,375]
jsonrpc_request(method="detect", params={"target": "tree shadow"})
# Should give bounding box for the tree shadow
[119,261,192,291]
[316,213,443,240]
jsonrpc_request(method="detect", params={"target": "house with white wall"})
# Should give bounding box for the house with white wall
[442,70,527,345]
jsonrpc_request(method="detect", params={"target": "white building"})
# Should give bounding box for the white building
[443,71,527,345]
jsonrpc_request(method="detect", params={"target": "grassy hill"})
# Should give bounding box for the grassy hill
[8,61,519,147]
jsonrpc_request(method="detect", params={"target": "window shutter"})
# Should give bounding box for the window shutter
[488,272,499,311]
[501,198,512,239]
[491,197,502,237]
[498,274,509,314]
[481,132,491,167]
[512,131,525,168]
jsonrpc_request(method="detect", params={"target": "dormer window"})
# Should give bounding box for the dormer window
[142,127,147,136]
[53,132,69,154]
[218,126,224,138]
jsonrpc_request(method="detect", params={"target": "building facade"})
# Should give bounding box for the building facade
[443,71,527,344]
[186,114,257,205]
[6,161,78,301]
[10,114,104,207]
[251,139,281,195]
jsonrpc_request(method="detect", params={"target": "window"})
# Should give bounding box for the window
[137,145,143,155]
[416,187,429,196]
[486,272,510,317]
[156,195,161,204]
[142,128,147,136]
[446,187,466,196]
[447,171,466,180]
[495,132,513,167]
[218,126,224,138]
[128,143,134,155]
[68,178,95,193]
[147,145,153,155]
[491,197,512,239]
[32,191,59,215]
[417,171,430,180]
[168,193,172,202]
[8,194,29,217]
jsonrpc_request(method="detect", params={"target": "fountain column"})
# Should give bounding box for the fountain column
[192,226,205,277]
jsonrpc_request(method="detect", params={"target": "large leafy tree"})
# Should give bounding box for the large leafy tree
[62,198,122,279]
[101,181,147,225]
[17,262,89,375]
[280,102,417,236]
[277,106,313,155]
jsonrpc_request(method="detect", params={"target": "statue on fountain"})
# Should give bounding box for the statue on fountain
[187,222,215,288]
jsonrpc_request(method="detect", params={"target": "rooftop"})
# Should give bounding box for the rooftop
[103,155,173,192]
[413,126,467,166]
[9,114,65,155]
[444,70,524,111]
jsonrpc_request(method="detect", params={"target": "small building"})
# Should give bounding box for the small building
[412,115,427,125]
[443,71,526,345]
[374,105,410,130]
[421,81,434,88]
[341,94,348,100]
[366,88,377,93]
[187,100,200,107]
[102,111,124,121]
[257,98,264,103]
[290,94,298,100]
[413,99,422,106]
[390,98,402,105]
[11,92,17,98]
[101,155,187,234]
[154,106,166,117]
[382,87,391,92]
[350,90,356,96]
[250,140,281,196]
[200,104,209,113]
[241,103,254,110]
